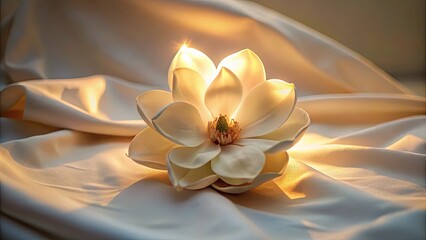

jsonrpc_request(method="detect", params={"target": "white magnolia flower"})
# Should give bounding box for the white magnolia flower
[128,46,310,194]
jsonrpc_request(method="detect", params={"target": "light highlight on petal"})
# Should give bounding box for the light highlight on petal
[217,49,266,95]
[204,67,243,118]
[237,79,296,138]
[172,68,211,122]
[168,46,216,90]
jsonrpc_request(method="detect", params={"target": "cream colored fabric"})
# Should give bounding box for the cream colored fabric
[1,0,425,239]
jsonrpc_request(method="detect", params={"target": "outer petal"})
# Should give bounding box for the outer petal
[211,145,265,185]
[237,108,310,153]
[217,49,265,95]
[136,90,173,128]
[168,46,216,90]
[172,68,211,122]
[167,159,218,191]
[128,127,177,170]
[212,151,289,194]
[152,102,206,147]
[168,141,221,169]
[204,67,243,118]
[236,79,296,138]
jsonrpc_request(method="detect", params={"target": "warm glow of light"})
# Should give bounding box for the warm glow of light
[178,41,192,62]
[274,159,309,200]
[177,43,218,87]
[174,37,192,52]
[180,44,188,51]
[272,82,293,97]
[290,133,331,147]
[279,86,293,96]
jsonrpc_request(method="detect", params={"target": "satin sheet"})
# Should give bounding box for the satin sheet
[1,0,425,239]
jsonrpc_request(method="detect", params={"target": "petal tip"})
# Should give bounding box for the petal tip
[238,48,256,56]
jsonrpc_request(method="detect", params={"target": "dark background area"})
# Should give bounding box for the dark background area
[250,0,425,96]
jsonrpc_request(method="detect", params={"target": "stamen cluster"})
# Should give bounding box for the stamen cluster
[208,115,241,145]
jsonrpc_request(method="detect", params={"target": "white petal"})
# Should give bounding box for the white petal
[152,102,207,147]
[217,49,265,95]
[172,68,211,122]
[128,127,176,170]
[169,141,221,169]
[260,107,310,151]
[236,138,278,153]
[136,90,173,128]
[167,159,218,190]
[204,67,243,118]
[212,151,289,194]
[211,145,265,184]
[236,79,296,138]
[237,108,310,153]
[168,46,216,90]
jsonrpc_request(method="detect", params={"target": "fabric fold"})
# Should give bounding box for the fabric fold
[0,75,148,136]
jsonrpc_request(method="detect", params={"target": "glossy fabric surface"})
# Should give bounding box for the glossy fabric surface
[1,1,425,239]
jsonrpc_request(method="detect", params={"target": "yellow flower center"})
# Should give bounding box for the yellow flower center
[207,115,241,145]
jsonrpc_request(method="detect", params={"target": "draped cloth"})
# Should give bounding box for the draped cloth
[1,0,425,239]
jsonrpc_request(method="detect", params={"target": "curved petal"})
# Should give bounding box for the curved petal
[211,145,265,185]
[204,67,243,118]
[152,102,207,147]
[167,159,218,191]
[236,139,279,153]
[169,141,221,169]
[168,46,216,90]
[128,127,177,170]
[237,108,310,153]
[137,90,173,128]
[236,79,296,138]
[217,49,266,95]
[212,151,289,194]
[172,68,211,122]
[260,108,310,140]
